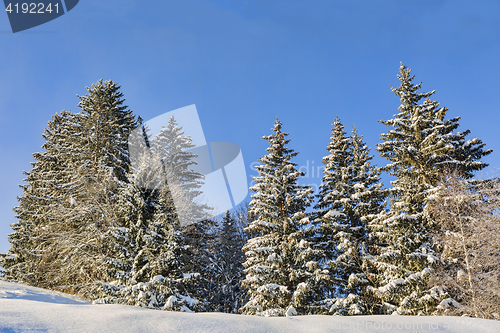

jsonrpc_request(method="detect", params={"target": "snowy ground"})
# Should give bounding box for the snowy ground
[1,281,499,333]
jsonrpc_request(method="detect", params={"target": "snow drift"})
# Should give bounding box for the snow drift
[1,281,499,333]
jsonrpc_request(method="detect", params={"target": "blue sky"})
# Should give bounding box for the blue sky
[1,0,499,254]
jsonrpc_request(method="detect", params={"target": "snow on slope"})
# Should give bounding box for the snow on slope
[1,281,499,333]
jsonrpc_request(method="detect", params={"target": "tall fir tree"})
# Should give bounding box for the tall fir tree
[368,63,492,315]
[94,118,203,311]
[181,205,251,313]
[1,80,140,299]
[181,217,221,312]
[215,210,247,313]
[312,118,384,315]
[0,111,84,287]
[240,119,314,317]
[149,117,211,226]
[76,79,136,183]
[309,116,351,313]
[54,80,137,297]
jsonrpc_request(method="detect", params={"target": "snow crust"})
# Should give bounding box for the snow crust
[2,281,500,333]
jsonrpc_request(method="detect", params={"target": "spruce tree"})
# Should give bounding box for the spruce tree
[76,79,136,183]
[312,118,384,315]
[149,117,211,227]
[309,116,350,313]
[216,210,247,313]
[181,218,219,312]
[347,128,385,314]
[369,63,492,315]
[94,178,201,311]
[0,111,83,287]
[240,119,314,316]
[55,80,137,297]
[1,80,139,299]
[94,118,203,311]
[181,205,250,313]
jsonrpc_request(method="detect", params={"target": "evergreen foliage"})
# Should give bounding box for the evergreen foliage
[182,209,248,313]
[149,117,211,227]
[94,118,203,312]
[0,111,85,287]
[216,210,248,313]
[312,117,384,315]
[369,64,492,315]
[1,80,137,298]
[1,71,495,319]
[240,119,314,317]
[1,80,203,308]
[181,218,219,312]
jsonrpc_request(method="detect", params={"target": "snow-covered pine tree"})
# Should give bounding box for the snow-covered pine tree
[369,63,492,315]
[76,79,136,183]
[94,178,201,311]
[347,128,386,314]
[309,116,350,313]
[0,111,83,286]
[94,119,202,312]
[1,80,139,299]
[149,116,212,226]
[240,119,314,317]
[180,217,219,312]
[181,204,250,313]
[215,210,247,313]
[311,118,384,315]
[52,80,137,298]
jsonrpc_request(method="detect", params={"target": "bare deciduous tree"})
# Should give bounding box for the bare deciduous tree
[428,172,500,320]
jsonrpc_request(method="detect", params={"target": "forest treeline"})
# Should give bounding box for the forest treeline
[1,64,499,319]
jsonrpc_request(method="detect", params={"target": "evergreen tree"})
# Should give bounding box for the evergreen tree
[181,218,219,312]
[94,119,203,311]
[94,177,201,311]
[76,79,136,183]
[1,80,209,307]
[0,111,83,287]
[1,80,139,299]
[309,116,350,313]
[369,63,492,315]
[149,117,211,227]
[312,118,384,315]
[52,80,137,298]
[181,205,250,313]
[216,210,247,313]
[240,119,314,316]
